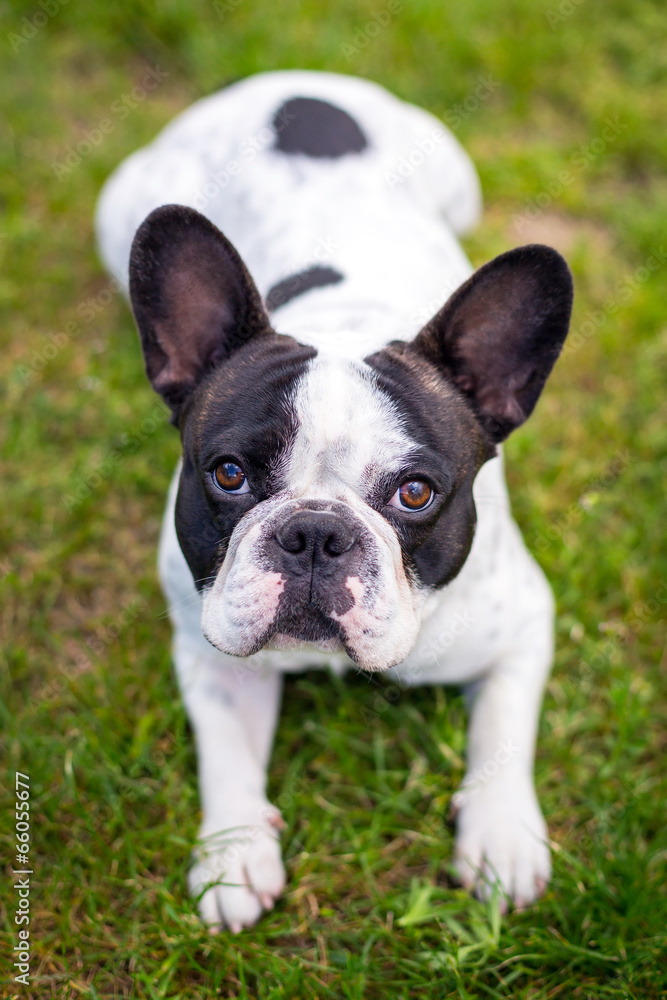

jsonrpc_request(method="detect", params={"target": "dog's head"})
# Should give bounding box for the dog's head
[129,205,572,670]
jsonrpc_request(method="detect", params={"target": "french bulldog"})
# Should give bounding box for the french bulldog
[96,70,573,932]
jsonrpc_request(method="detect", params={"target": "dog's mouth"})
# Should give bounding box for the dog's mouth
[204,597,348,657]
[266,632,346,654]
[273,601,342,643]
[264,600,354,656]
[199,501,421,671]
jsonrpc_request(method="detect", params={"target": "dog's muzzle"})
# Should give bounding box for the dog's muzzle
[267,506,365,643]
[201,494,422,670]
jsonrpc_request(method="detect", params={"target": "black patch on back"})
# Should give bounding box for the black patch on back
[266,265,344,312]
[273,97,368,158]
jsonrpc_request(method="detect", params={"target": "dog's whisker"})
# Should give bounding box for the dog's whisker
[157,574,219,619]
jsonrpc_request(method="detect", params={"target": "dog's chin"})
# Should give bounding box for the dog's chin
[202,608,348,659]
[266,633,345,654]
[264,633,397,673]
[202,585,413,670]
[260,631,396,672]
[255,611,351,658]
[203,622,396,672]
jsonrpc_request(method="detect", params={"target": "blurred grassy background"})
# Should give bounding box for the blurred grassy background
[0,0,665,997]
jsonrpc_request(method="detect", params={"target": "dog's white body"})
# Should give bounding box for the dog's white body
[97,71,554,930]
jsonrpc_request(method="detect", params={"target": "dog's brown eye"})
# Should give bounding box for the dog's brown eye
[214,461,250,494]
[390,479,434,511]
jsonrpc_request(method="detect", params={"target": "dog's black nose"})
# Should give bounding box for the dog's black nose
[275,510,358,563]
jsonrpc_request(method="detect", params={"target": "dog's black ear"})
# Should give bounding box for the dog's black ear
[411,244,573,442]
[129,204,273,412]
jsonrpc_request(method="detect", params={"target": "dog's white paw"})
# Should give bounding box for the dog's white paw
[188,802,286,932]
[452,778,551,909]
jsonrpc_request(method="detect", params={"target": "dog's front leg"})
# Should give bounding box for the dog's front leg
[175,637,285,932]
[452,617,553,909]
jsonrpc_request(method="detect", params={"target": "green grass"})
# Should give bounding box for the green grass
[1,0,666,996]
